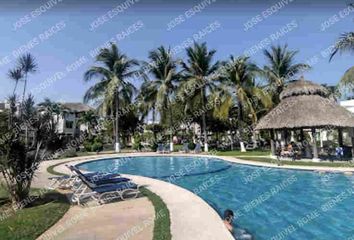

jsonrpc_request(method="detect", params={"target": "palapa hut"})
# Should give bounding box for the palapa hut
[256,77,354,161]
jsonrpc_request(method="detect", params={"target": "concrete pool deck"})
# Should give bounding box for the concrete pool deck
[33,153,235,240]
[33,152,354,240]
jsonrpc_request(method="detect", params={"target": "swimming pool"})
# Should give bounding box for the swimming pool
[77,156,354,240]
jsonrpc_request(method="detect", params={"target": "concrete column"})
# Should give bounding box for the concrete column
[270,129,276,157]
[312,128,319,161]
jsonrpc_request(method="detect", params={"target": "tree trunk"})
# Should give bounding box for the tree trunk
[201,88,208,152]
[237,100,246,152]
[169,102,174,152]
[13,80,18,95]
[115,88,120,152]
[22,73,28,103]
[152,106,157,143]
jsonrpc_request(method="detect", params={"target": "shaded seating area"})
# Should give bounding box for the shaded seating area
[256,77,354,161]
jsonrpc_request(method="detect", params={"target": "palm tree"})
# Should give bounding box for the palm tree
[137,79,158,143]
[78,110,97,137]
[17,53,37,103]
[138,80,158,122]
[84,43,138,152]
[180,42,220,152]
[139,46,179,151]
[222,56,272,152]
[330,32,354,90]
[263,45,310,103]
[8,68,23,95]
[38,98,61,137]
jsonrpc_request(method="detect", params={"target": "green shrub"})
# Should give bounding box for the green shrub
[83,140,92,152]
[92,141,103,152]
[83,136,103,152]
[132,134,142,150]
[151,142,158,151]
[188,142,196,150]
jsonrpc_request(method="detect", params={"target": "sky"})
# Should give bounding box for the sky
[0,0,353,103]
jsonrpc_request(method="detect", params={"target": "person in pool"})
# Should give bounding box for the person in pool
[223,209,234,233]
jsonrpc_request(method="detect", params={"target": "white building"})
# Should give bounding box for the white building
[56,103,94,138]
[340,99,354,114]
[0,101,11,113]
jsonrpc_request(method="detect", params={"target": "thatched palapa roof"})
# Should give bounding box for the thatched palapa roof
[256,78,354,130]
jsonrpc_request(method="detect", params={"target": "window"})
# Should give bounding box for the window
[65,121,74,129]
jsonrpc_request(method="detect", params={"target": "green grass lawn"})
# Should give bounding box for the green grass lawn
[0,186,70,240]
[140,187,171,240]
[215,149,270,156]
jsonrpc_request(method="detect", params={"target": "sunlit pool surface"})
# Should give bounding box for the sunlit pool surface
[77,156,354,240]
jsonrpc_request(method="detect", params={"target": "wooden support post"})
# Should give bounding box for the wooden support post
[351,136,354,161]
[338,128,343,147]
[270,129,276,157]
[284,130,288,145]
[312,128,319,161]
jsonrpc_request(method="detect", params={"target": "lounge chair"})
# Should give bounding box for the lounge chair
[48,165,122,190]
[164,144,171,154]
[194,143,202,153]
[70,169,139,205]
[72,178,139,205]
[245,141,257,150]
[157,143,164,153]
[179,142,190,153]
[69,165,130,186]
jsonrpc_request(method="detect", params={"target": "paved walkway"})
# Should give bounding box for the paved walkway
[34,155,155,240]
[37,197,154,240]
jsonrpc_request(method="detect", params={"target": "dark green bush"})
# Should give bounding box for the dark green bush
[92,141,103,152]
[83,136,103,152]
[132,134,142,150]
[188,142,196,150]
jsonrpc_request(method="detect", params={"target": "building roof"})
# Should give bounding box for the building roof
[256,78,354,130]
[60,103,94,113]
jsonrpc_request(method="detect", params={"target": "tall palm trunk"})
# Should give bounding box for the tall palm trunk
[201,87,208,152]
[115,88,120,152]
[13,80,19,95]
[152,106,157,143]
[169,101,174,151]
[22,73,29,148]
[22,73,28,103]
[237,99,246,152]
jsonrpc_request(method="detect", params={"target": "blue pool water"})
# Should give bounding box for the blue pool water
[77,156,354,239]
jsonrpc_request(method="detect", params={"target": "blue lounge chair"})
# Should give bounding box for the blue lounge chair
[180,142,190,153]
[48,165,123,190]
[70,166,130,186]
[194,143,202,153]
[157,143,164,153]
[164,144,171,153]
[71,169,139,205]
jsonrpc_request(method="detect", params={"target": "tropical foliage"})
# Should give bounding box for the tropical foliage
[83,43,138,152]
[262,44,310,103]
[138,46,179,149]
[179,42,220,151]
[0,95,55,208]
[221,56,272,150]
